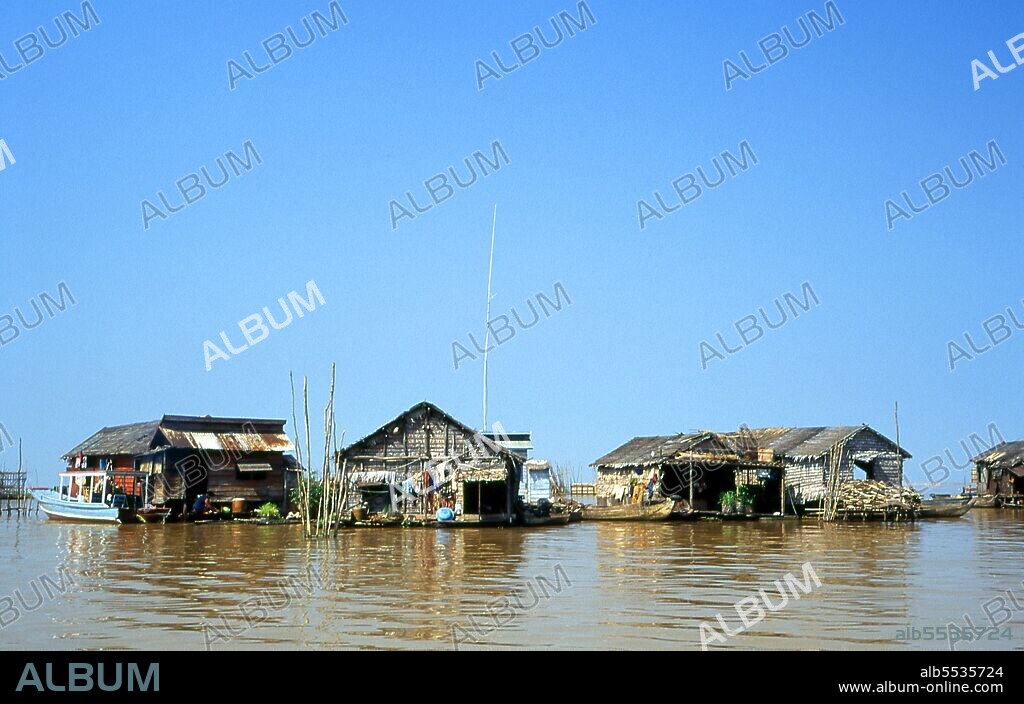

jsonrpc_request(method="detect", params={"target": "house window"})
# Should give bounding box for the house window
[236,462,272,480]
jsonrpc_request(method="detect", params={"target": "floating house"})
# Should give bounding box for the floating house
[63,415,297,514]
[591,432,744,509]
[972,441,1024,500]
[592,425,910,513]
[337,402,523,523]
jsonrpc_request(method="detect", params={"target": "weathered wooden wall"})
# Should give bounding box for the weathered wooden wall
[784,431,904,504]
[342,406,520,516]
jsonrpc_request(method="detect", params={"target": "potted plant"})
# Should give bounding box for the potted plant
[719,490,737,515]
[255,502,281,520]
[736,485,759,515]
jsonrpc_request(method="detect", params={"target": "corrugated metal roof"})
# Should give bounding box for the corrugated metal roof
[160,428,294,452]
[65,415,294,458]
[483,432,533,451]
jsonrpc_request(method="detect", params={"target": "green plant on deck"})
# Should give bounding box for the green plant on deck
[289,479,324,508]
[735,484,759,507]
[718,490,736,507]
[256,502,281,519]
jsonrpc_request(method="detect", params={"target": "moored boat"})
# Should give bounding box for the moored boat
[34,470,166,525]
[582,499,674,522]
[972,494,999,508]
[521,510,572,526]
[918,496,976,518]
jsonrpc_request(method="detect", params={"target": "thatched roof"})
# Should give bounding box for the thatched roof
[338,401,517,463]
[973,441,1024,469]
[719,426,910,460]
[65,420,162,457]
[594,425,910,468]
[592,432,734,469]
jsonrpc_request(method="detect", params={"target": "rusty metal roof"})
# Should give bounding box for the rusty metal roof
[159,428,294,452]
[65,415,294,457]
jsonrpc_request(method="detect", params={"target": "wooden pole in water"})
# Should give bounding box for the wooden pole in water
[894,401,903,487]
[688,456,694,509]
[18,439,23,514]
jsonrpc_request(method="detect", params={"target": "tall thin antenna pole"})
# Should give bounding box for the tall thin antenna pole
[482,204,497,430]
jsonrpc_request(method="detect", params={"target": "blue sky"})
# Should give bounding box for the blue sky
[1,0,1021,487]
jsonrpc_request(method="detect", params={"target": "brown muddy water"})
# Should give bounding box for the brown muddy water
[1,512,1022,650]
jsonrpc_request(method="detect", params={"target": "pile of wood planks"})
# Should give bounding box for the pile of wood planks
[836,480,921,512]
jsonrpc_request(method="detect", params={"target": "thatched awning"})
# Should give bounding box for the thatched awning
[348,470,398,486]
[455,465,508,483]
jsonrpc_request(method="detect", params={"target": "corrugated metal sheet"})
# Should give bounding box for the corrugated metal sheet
[526,466,551,502]
[160,428,294,452]
[66,415,297,459]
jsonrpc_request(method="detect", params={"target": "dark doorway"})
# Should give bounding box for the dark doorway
[463,481,507,514]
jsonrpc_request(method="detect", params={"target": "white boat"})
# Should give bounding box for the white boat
[33,470,170,524]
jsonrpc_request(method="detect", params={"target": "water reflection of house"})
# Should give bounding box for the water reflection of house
[592,425,909,513]
[338,402,522,523]
[63,415,297,514]
[972,442,1024,500]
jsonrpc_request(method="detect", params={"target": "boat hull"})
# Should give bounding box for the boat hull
[135,507,172,524]
[918,497,976,518]
[973,494,999,509]
[34,491,122,524]
[521,512,572,526]
[582,501,674,522]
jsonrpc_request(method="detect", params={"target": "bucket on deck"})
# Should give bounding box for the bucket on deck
[436,507,455,522]
[231,498,247,515]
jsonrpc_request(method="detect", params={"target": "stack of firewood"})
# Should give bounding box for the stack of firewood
[836,480,921,511]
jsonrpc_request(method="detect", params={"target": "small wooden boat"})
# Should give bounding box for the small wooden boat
[918,496,976,518]
[435,516,516,528]
[582,500,674,522]
[521,511,572,527]
[135,506,172,524]
[553,500,584,523]
[973,494,999,509]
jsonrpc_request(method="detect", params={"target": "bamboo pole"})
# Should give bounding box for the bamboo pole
[18,439,23,514]
[303,377,312,535]
[688,457,694,509]
[290,372,308,534]
[894,401,903,486]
